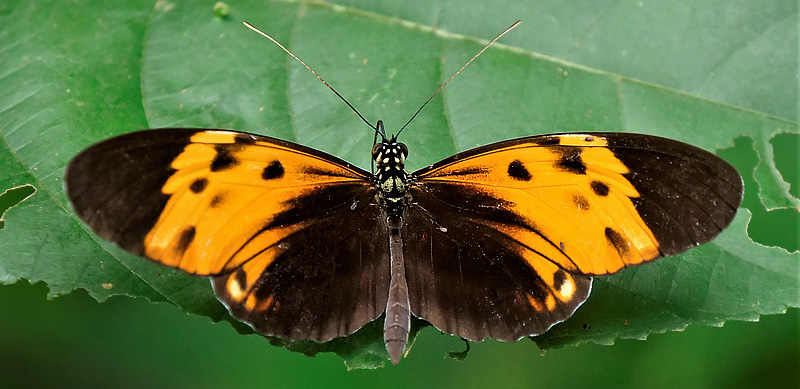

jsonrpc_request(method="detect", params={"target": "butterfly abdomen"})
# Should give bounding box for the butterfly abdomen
[384,220,411,365]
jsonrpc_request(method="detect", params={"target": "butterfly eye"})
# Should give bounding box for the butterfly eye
[398,143,408,158]
[371,143,382,160]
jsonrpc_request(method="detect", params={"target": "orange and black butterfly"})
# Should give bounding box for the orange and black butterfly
[64,21,743,364]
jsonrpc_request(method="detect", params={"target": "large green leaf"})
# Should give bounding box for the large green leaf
[0,0,797,369]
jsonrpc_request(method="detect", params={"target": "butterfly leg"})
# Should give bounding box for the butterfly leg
[384,216,410,365]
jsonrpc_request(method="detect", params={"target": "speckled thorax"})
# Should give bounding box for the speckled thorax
[372,140,409,215]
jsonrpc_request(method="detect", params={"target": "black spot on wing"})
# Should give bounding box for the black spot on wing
[177,226,196,254]
[211,144,238,172]
[553,270,567,291]
[604,227,629,256]
[572,194,589,210]
[554,147,586,175]
[234,269,247,289]
[590,180,609,196]
[507,160,532,181]
[262,160,284,180]
[190,178,208,193]
[210,193,225,208]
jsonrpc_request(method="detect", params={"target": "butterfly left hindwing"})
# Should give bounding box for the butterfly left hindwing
[66,128,391,341]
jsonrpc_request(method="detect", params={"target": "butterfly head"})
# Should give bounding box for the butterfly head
[372,139,408,175]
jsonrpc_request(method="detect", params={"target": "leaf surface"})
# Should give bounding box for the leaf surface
[0,0,797,369]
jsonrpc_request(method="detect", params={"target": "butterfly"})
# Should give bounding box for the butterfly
[64,21,744,364]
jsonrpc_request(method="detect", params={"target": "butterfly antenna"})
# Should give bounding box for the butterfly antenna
[371,120,388,173]
[376,120,387,140]
[244,21,378,133]
[396,20,521,137]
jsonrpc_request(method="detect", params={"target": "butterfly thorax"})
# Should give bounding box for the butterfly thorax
[372,140,409,215]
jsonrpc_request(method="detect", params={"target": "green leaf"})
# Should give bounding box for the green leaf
[0,0,797,369]
[0,185,35,231]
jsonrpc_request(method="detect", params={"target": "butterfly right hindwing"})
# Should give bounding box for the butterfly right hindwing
[402,201,592,341]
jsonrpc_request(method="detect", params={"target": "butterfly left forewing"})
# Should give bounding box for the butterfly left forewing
[66,128,390,342]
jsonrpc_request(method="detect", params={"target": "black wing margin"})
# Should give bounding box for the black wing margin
[65,129,200,254]
[602,133,743,255]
